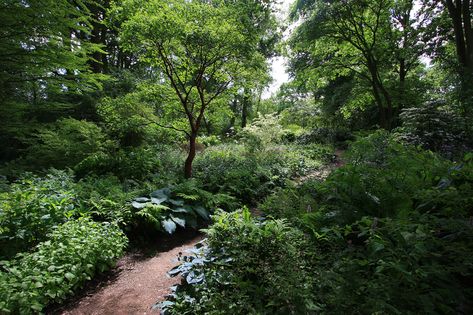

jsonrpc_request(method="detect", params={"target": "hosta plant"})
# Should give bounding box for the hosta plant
[131,187,211,234]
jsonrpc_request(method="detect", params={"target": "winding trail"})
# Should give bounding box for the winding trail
[52,233,203,315]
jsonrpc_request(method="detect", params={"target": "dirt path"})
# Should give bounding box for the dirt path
[53,233,203,315]
[296,148,345,184]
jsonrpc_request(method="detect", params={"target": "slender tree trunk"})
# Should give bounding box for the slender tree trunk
[241,94,249,128]
[367,56,391,129]
[372,83,388,129]
[184,132,197,179]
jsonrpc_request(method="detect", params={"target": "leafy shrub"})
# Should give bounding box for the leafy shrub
[0,218,127,314]
[305,213,473,314]
[193,144,268,204]
[395,101,471,157]
[194,143,325,205]
[296,127,353,145]
[259,180,319,222]
[262,133,473,313]
[160,209,316,315]
[197,135,221,147]
[240,113,285,151]
[308,131,450,227]
[0,170,79,258]
[75,144,185,182]
[75,175,134,225]
[130,186,213,234]
[24,118,113,169]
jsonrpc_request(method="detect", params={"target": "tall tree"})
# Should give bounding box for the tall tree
[120,0,273,178]
[289,0,427,129]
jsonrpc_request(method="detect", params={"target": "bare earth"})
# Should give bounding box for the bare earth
[55,234,203,315]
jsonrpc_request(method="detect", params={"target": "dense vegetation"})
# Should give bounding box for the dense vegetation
[0,0,472,314]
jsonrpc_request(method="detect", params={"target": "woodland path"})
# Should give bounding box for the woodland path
[51,150,345,315]
[51,231,203,315]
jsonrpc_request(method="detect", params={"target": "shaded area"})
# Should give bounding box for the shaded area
[48,229,203,315]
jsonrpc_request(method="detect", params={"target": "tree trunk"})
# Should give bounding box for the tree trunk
[184,132,197,178]
[241,94,249,128]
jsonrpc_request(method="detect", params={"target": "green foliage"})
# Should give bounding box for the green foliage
[0,218,127,314]
[0,170,79,258]
[395,101,471,157]
[307,213,473,314]
[259,133,473,313]
[194,142,326,205]
[24,118,112,170]
[260,180,319,222]
[75,175,134,226]
[0,0,105,102]
[75,144,185,182]
[296,127,354,146]
[307,131,449,227]
[161,209,316,315]
[240,113,285,151]
[130,186,215,234]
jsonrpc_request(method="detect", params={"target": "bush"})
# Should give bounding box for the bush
[24,118,113,170]
[129,186,213,235]
[395,101,471,158]
[240,113,285,151]
[161,209,316,315]
[75,144,185,182]
[296,127,353,145]
[193,144,269,204]
[261,133,473,313]
[75,175,134,226]
[259,180,319,222]
[0,170,80,258]
[309,131,449,227]
[0,218,127,314]
[306,213,473,314]
[193,142,327,205]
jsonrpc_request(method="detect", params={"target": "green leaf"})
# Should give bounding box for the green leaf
[151,197,167,204]
[170,215,186,228]
[150,188,171,202]
[65,272,75,281]
[162,219,177,234]
[194,206,210,220]
[131,201,148,209]
[169,199,185,206]
[171,207,192,213]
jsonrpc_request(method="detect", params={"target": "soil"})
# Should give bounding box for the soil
[49,230,204,315]
[296,148,345,183]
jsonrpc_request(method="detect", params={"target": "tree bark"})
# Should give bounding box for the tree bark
[184,132,197,179]
[241,94,249,128]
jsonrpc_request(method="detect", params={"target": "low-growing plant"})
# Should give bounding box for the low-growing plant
[75,175,134,225]
[0,218,127,314]
[75,144,185,182]
[159,209,316,314]
[395,101,471,158]
[194,143,326,205]
[0,170,80,258]
[130,186,213,234]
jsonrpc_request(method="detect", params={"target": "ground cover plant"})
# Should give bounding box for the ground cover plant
[0,218,127,314]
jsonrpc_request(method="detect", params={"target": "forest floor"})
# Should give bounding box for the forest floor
[50,230,203,315]
[51,150,345,315]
